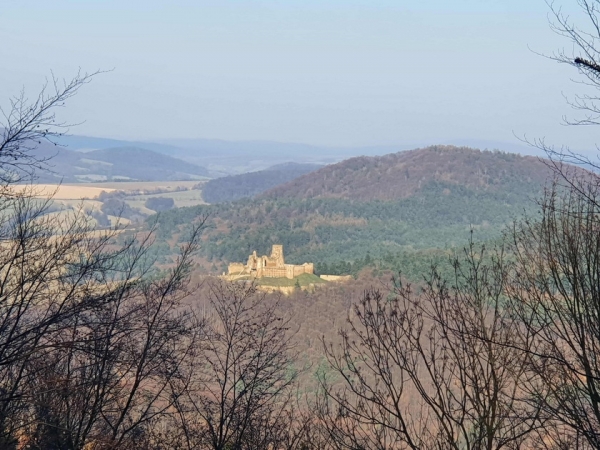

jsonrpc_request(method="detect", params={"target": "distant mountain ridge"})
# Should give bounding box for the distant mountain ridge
[29,143,209,182]
[202,162,322,203]
[56,135,184,157]
[83,147,209,180]
[54,134,544,176]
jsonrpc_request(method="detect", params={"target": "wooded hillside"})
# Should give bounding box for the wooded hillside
[150,146,560,278]
[202,162,321,203]
[263,145,553,201]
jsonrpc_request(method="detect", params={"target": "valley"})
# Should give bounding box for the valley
[7,1,600,445]
[18,144,552,283]
[7,135,596,449]
[13,138,582,444]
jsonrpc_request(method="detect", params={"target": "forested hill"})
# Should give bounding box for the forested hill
[149,146,563,280]
[262,146,553,201]
[83,147,210,179]
[202,162,321,203]
[29,144,209,182]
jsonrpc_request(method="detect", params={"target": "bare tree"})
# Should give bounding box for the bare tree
[540,0,600,127]
[0,71,214,449]
[174,280,299,450]
[0,192,122,447]
[318,239,542,449]
[522,1,600,186]
[21,224,205,450]
[0,188,206,449]
[503,176,600,449]
[507,6,600,443]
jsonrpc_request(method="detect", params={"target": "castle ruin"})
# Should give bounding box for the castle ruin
[227,245,314,280]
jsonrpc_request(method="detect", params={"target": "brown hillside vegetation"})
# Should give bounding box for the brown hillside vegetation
[188,271,381,384]
[262,145,555,201]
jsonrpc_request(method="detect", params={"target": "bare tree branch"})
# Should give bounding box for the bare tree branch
[0,69,104,183]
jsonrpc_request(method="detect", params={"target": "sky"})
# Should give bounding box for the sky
[2,0,599,150]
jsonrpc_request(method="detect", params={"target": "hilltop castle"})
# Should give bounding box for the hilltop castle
[227,245,314,280]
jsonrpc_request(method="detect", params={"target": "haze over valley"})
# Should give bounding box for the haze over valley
[5,1,600,448]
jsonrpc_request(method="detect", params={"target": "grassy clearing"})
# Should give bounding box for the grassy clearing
[79,158,113,167]
[120,200,156,215]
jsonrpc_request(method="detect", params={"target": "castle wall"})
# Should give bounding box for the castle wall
[320,274,353,282]
[260,264,310,279]
[262,267,288,278]
[303,263,314,275]
[284,264,303,279]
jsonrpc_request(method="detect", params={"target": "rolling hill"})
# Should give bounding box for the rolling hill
[54,133,542,176]
[82,147,209,180]
[28,144,209,182]
[202,162,322,203]
[148,146,561,280]
[263,145,552,201]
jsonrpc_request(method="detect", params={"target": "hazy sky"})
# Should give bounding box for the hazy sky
[2,0,598,150]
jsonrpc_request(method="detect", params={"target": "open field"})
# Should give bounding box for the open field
[16,181,206,200]
[9,182,208,232]
[27,208,128,230]
[13,184,115,200]
[125,190,206,208]
[54,199,103,209]
[71,180,204,191]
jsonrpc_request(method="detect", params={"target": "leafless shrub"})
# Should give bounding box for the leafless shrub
[173,280,300,450]
[318,238,542,449]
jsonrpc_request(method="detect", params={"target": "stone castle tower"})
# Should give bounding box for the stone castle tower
[227,245,314,280]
